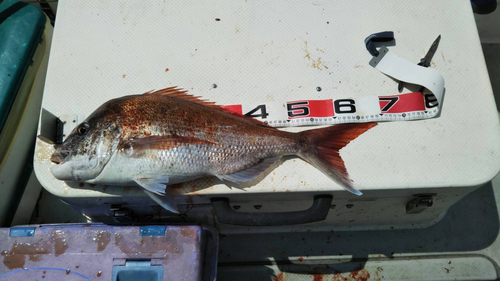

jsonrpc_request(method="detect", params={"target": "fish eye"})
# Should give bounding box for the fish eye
[77,122,90,135]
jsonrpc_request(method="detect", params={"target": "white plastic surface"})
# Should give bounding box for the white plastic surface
[35,0,500,200]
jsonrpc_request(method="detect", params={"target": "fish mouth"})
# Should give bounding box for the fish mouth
[50,152,67,164]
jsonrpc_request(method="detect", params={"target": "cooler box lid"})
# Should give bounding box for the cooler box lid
[34,0,500,202]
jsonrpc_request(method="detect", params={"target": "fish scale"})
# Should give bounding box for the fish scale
[50,87,376,213]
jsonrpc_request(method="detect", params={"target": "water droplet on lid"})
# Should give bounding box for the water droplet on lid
[97,271,102,277]
[66,269,71,275]
[75,265,79,268]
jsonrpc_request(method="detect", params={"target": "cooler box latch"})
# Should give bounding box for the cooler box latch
[406,193,436,214]
[112,260,163,281]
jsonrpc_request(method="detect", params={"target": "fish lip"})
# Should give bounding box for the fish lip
[50,153,65,164]
[51,161,73,181]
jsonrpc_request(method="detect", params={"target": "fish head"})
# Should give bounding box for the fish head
[50,109,122,181]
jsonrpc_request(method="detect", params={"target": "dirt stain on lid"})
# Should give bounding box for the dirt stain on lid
[93,231,111,252]
[303,41,328,70]
[2,239,51,269]
[180,227,199,240]
[115,233,181,255]
[52,231,69,257]
[28,254,42,262]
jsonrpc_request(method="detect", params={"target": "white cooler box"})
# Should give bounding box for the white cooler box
[34,0,500,233]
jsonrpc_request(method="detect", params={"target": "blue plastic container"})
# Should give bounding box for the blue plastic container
[0,224,218,281]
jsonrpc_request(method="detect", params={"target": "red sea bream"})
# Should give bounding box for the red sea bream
[50,87,376,213]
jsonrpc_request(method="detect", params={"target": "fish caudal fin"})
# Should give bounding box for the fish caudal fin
[298,123,377,196]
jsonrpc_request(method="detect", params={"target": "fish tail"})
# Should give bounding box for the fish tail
[298,123,377,195]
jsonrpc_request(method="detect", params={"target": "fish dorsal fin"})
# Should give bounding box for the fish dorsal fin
[144,87,218,107]
[144,87,274,128]
[216,156,282,182]
[123,135,215,157]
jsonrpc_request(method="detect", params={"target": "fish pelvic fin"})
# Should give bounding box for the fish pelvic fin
[134,176,180,213]
[298,123,377,196]
[144,190,180,214]
[134,176,169,194]
[217,156,281,182]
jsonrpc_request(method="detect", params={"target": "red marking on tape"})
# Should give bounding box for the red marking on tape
[379,92,425,113]
[287,99,334,119]
[222,104,243,114]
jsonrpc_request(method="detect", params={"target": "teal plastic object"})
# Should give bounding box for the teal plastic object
[0,0,45,133]
[9,227,35,237]
[140,226,167,236]
[112,261,163,281]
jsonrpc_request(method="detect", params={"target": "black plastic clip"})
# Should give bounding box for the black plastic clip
[364,31,395,57]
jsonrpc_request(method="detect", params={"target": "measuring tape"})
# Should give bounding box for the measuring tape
[223,46,445,127]
[54,36,445,144]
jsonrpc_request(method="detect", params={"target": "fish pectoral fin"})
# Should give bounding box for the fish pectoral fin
[125,135,215,158]
[134,176,179,214]
[217,156,281,182]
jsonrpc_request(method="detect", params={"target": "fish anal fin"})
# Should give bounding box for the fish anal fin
[218,156,281,182]
[144,87,274,128]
